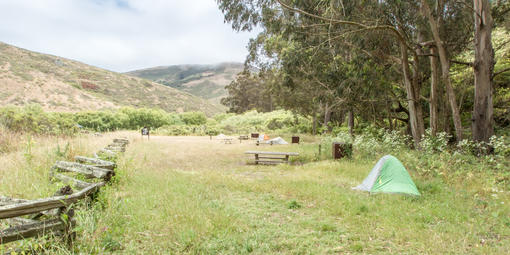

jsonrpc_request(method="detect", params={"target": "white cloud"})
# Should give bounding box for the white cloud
[0,0,259,72]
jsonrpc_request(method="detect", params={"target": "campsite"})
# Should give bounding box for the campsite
[1,0,510,254]
[1,127,509,254]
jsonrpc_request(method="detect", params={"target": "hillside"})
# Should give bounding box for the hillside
[126,62,243,104]
[0,42,224,115]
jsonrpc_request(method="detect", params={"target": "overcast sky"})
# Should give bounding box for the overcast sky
[0,0,259,72]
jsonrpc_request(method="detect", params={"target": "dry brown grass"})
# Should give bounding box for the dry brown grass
[0,42,222,115]
[0,131,136,199]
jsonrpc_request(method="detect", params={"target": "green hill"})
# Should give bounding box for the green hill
[0,42,223,115]
[126,62,243,104]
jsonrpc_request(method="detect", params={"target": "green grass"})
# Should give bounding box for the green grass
[67,135,509,254]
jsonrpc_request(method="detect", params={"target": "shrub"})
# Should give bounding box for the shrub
[0,104,79,135]
[420,130,451,153]
[217,110,312,134]
[155,125,191,136]
[180,112,207,125]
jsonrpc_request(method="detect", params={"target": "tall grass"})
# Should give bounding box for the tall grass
[0,131,137,253]
[1,109,509,253]
[65,135,509,254]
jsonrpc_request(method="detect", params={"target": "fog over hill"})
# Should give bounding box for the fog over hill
[126,62,244,105]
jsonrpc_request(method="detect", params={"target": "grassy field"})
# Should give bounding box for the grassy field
[1,134,509,254]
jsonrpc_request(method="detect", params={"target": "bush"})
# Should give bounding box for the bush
[155,125,193,136]
[180,112,207,125]
[0,104,79,135]
[217,110,312,134]
[420,129,451,153]
[328,127,510,181]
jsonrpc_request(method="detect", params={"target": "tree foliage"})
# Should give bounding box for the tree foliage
[217,0,510,144]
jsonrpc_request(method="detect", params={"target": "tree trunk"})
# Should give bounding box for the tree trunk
[348,110,354,136]
[312,111,317,135]
[472,0,495,143]
[386,100,393,131]
[400,42,424,148]
[412,54,426,141]
[323,102,332,134]
[429,47,440,136]
[421,0,463,141]
[444,92,452,134]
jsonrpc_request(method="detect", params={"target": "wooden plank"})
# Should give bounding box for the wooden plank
[0,182,104,219]
[245,151,299,156]
[112,141,128,145]
[74,156,116,170]
[53,161,112,180]
[0,197,29,207]
[110,142,127,147]
[0,218,69,244]
[50,173,92,190]
[257,156,288,160]
[6,217,38,226]
[105,146,125,152]
[113,138,129,144]
[99,148,116,155]
[254,160,284,165]
[110,144,127,150]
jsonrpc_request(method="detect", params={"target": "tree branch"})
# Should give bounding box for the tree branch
[493,67,510,79]
[451,59,474,67]
[455,0,483,20]
[275,0,410,49]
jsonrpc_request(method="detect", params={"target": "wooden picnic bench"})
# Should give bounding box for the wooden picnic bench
[238,135,249,143]
[245,151,299,165]
[222,138,234,144]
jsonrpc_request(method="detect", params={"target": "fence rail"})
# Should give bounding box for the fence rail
[0,137,129,248]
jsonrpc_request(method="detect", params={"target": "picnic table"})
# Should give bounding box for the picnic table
[238,135,249,143]
[245,151,299,165]
[222,138,234,144]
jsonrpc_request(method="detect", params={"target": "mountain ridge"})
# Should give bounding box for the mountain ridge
[0,41,223,115]
[126,62,244,104]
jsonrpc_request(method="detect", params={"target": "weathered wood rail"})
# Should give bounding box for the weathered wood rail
[245,151,299,165]
[0,137,129,250]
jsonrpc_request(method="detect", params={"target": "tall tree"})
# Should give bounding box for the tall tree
[472,0,495,142]
[421,0,464,141]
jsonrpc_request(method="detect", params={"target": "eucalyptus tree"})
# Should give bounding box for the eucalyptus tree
[221,71,273,113]
[217,0,430,146]
[420,0,473,141]
[472,0,495,143]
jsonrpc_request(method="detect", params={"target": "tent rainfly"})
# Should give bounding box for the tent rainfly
[267,137,289,145]
[353,155,420,196]
[216,134,227,139]
[257,134,270,142]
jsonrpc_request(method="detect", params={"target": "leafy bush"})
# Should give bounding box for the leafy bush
[490,135,510,157]
[154,125,209,136]
[180,112,207,125]
[0,104,78,135]
[328,127,510,181]
[420,130,450,153]
[155,125,193,136]
[217,110,311,134]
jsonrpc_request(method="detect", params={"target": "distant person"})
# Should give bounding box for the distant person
[141,126,150,140]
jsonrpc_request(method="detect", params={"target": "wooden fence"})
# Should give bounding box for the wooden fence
[0,138,129,248]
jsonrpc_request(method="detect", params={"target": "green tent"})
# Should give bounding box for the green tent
[353,155,420,196]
